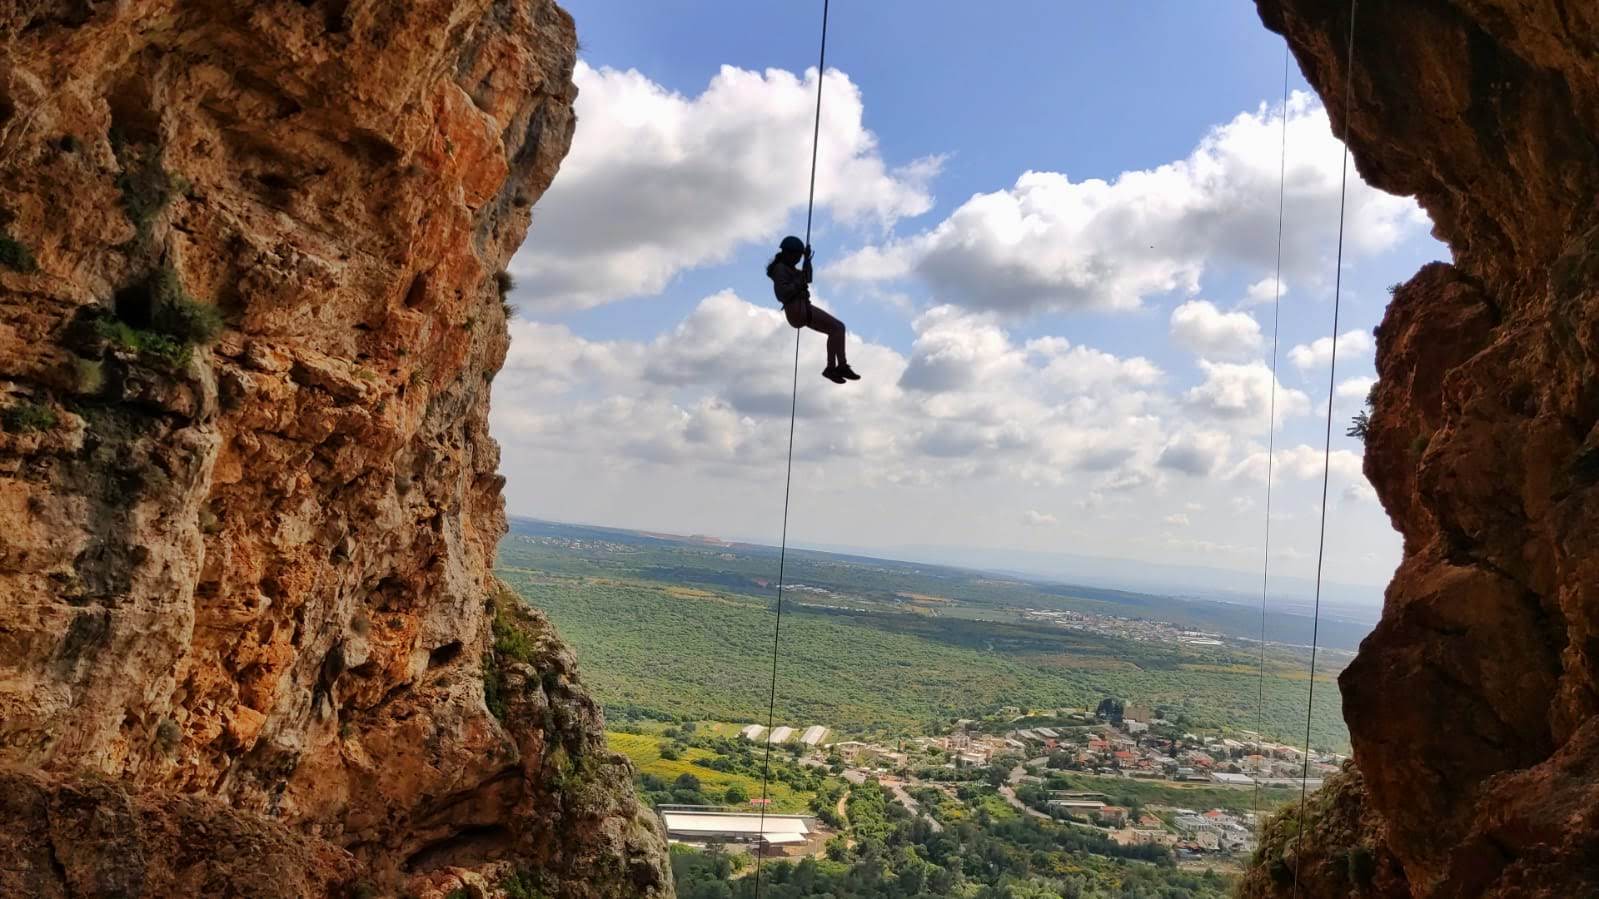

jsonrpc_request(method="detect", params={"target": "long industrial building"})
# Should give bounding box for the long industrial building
[658,808,812,852]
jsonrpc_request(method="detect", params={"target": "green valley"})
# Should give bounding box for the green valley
[495,519,1350,750]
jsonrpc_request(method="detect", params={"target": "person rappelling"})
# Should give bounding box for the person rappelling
[766,235,859,384]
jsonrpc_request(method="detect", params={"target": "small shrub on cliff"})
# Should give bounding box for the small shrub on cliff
[155,717,181,753]
[484,592,561,723]
[0,234,37,272]
[1347,845,1377,886]
[149,264,223,344]
[1347,383,1377,443]
[499,870,551,899]
[1346,409,1370,442]
[484,658,509,722]
[95,317,192,369]
[493,602,540,665]
[112,132,177,243]
[95,265,223,369]
[2,401,57,434]
[495,270,517,318]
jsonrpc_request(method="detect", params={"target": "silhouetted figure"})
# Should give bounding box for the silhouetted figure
[766,235,859,384]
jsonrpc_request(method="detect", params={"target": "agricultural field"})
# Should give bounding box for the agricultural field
[495,519,1352,750]
[1035,771,1304,815]
[606,732,821,813]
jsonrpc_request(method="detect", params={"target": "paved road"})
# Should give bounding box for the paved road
[887,779,944,833]
[998,765,1053,820]
[999,782,1054,820]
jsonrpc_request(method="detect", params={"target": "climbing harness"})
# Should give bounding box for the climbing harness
[754,2,829,894]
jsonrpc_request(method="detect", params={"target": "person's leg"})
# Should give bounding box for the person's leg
[806,305,846,369]
[784,301,808,331]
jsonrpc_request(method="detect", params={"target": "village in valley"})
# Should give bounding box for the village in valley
[649,701,1346,868]
[503,522,1358,892]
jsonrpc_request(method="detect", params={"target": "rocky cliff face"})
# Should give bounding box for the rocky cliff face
[1248,1,1599,896]
[0,2,670,896]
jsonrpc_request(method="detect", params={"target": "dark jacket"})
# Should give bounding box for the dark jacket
[767,256,812,308]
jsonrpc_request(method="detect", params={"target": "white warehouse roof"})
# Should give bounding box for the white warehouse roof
[661,811,811,843]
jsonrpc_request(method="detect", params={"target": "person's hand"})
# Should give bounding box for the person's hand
[805,244,815,263]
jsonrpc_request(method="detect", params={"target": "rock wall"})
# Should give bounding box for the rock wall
[0,1,670,896]
[1251,1,1599,896]
[1239,762,1407,899]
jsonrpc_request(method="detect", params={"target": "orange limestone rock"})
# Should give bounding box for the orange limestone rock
[0,2,669,896]
[1246,0,1599,896]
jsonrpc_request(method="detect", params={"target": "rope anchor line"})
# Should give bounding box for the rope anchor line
[1253,39,1291,833]
[1294,0,1358,894]
[754,1,829,895]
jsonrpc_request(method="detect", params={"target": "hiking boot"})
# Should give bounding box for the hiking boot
[835,363,861,381]
[822,366,847,384]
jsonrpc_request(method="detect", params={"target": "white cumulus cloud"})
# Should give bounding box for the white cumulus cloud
[1336,376,1377,400]
[1184,361,1310,425]
[1243,277,1287,306]
[1228,444,1366,484]
[831,91,1427,316]
[1170,300,1263,360]
[509,62,940,311]
[1157,429,1233,476]
[1289,330,1374,371]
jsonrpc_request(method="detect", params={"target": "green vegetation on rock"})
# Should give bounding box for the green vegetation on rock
[149,264,223,344]
[96,317,193,369]
[95,264,224,370]
[1240,762,1396,898]
[1,401,57,434]
[0,234,38,272]
[112,132,178,242]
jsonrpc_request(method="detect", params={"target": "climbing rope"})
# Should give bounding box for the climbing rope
[754,1,829,893]
[1293,0,1358,893]
[1252,40,1292,832]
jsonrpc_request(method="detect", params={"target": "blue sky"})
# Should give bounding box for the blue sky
[490,0,1447,598]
